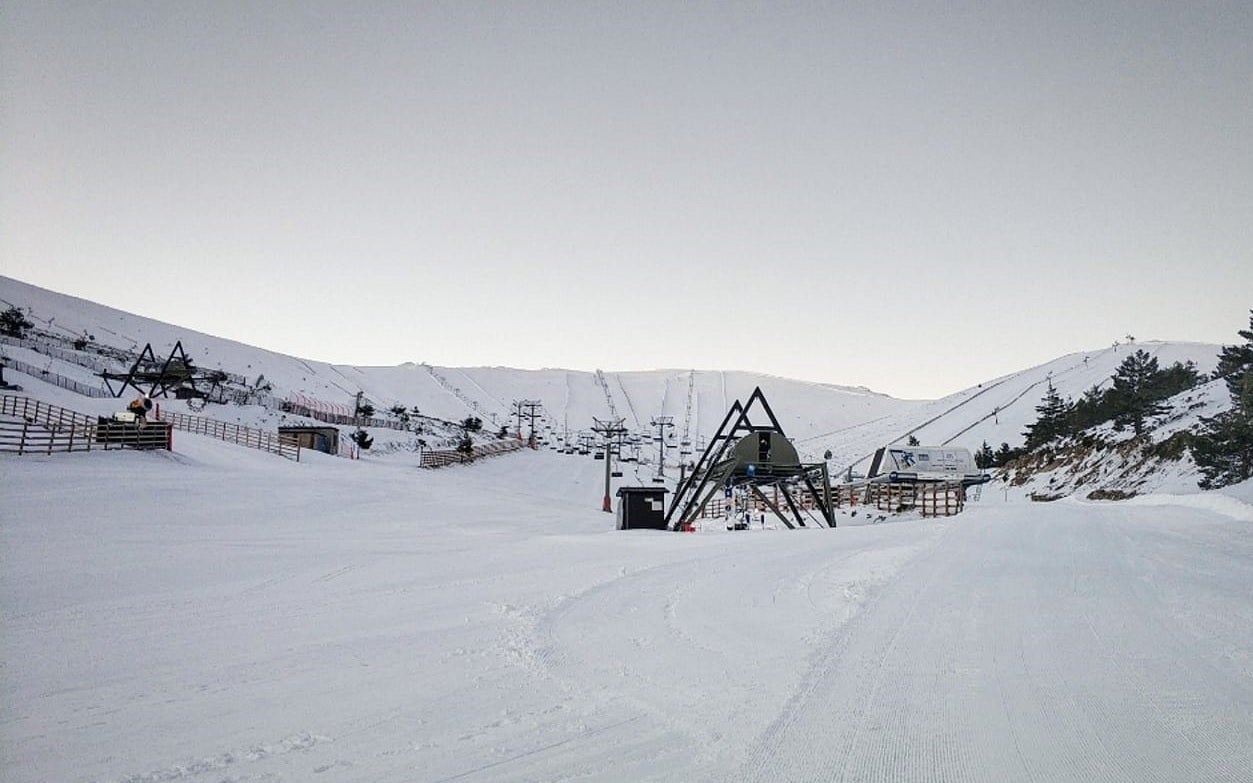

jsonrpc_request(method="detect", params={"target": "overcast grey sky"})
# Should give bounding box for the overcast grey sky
[2,1,1250,398]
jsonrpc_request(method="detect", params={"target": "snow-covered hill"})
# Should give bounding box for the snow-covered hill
[4,406,1252,782]
[4,276,1253,782]
[0,274,1226,487]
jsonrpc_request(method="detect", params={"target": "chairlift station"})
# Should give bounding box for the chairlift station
[665,387,834,531]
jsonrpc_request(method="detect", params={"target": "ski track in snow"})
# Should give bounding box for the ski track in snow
[3,431,1253,781]
[725,507,1253,783]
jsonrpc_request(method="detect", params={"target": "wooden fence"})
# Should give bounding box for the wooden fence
[420,438,524,468]
[855,481,966,517]
[0,394,170,454]
[1,418,96,454]
[282,394,411,431]
[918,482,966,517]
[2,358,110,397]
[158,410,300,461]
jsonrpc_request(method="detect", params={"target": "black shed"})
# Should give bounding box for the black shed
[616,486,669,530]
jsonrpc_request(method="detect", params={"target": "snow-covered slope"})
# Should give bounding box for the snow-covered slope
[4,424,1252,782]
[0,275,1225,481]
[4,276,1253,782]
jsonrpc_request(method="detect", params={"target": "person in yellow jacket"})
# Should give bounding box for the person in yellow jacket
[127,395,153,424]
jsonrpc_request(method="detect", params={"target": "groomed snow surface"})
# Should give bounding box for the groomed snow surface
[4,432,1253,782]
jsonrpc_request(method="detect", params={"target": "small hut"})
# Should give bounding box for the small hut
[278,425,339,455]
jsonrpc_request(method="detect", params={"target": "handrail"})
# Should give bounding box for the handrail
[1,393,98,429]
[157,410,300,461]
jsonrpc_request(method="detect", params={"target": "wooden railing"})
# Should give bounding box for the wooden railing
[853,481,967,516]
[420,438,525,468]
[1,418,95,454]
[918,482,966,517]
[2,358,111,397]
[0,394,170,453]
[282,396,411,432]
[158,410,300,461]
[2,394,96,429]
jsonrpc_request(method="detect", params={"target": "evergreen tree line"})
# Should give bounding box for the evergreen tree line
[973,311,1253,489]
[1023,349,1202,451]
[974,349,1205,470]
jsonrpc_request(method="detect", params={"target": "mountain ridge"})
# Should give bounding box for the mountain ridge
[0,274,1225,483]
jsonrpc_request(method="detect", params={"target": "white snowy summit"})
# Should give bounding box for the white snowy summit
[2,275,1251,782]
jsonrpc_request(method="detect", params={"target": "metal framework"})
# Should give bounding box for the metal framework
[513,399,541,445]
[101,341,219,400]
[664,386,834,531]
[593,417,628,512]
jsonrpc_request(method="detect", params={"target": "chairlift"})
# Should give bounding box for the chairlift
[611,470,623,478]
[651,475,666,484]
[594,452,605,460]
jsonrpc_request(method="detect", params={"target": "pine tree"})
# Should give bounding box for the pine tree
[1023,380,1072,450]
[0,306,34,338]
[1070,384,1112,431]
[456,433,475,461]
[975,441,995,469]
[993,442,1020,467]
[1213,310,1253,396]
[1150,360,1203,401]
[1193,314,1253,488]
[1193,409,1253,489]
[1109,349,1165,435]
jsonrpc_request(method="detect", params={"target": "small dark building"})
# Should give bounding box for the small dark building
[278,425,340,455]
[616,486,669,530]
[173,386,207,400]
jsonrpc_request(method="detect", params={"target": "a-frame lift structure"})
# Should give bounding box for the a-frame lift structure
[101,341,209,400]
[665,387,834,531]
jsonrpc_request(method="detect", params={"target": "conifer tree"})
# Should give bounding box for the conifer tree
[1070,384,1112,431]
[975,440,995,469]
[993,442,1019,467]
[1023,380,1072,450]
[1109,349,1165,434]
[1193,313,1253,488]
[0,306,33,338]
[1213,310,1253,395]
[456,433,475,461]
